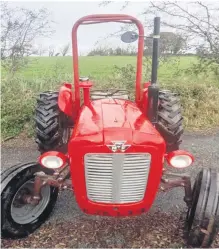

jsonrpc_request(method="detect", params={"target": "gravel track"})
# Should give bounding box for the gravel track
[1,130,219,248]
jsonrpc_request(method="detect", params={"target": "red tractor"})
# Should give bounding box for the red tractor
[1,15,219,247]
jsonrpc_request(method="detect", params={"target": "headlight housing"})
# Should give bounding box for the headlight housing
[39,151,67,169]
[166,150,194,168]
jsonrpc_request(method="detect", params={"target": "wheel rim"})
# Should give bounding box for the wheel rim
[11,179,51,224]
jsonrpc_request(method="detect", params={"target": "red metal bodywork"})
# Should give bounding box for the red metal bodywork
[68,99,166,216]
[79,80,93,106]
[58,83,75,118]
[49,14,194,217]
[57,15,166,216]
[140,82,151,113]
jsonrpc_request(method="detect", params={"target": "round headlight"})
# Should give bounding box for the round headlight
[41,156,63,169]
[39,151,67,169]
[166,150,194,168]
[170,155,193,168]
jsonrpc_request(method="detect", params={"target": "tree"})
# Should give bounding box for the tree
[160,32,186,55]
[115,47,122,55]
[36,44,47,56]
[87,46,110,56]
[102,1,219,75]
[60,43,70,56]
[145,32,186,55]
[144,1,219,75]
[87,46,136,56]
[1,2,53,74]
[48,46,55,57]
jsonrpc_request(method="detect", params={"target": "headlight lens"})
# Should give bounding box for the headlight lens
[170,155,193,168]
[166,150,194,168]
[41,156,63,169]
[39,151,67,169]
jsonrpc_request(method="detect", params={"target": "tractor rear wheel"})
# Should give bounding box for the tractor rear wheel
[35,91,72,153]
[156,90,184,152]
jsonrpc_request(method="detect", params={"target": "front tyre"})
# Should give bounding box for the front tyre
[185,169,219,248]
[1,163,58,239]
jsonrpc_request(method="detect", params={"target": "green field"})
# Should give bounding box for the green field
[12,55,197,82]
[1,55,219,140]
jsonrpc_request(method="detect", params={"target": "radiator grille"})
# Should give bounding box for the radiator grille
[85,153,151,204]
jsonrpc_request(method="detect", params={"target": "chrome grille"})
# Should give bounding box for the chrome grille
[85,153,151,204]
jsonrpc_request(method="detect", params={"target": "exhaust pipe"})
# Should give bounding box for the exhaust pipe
[148,17,160,124]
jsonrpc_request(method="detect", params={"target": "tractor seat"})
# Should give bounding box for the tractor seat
[79,77,89,82]
[90,89,130,100]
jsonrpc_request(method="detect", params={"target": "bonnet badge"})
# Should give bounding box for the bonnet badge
[107,141,131,152]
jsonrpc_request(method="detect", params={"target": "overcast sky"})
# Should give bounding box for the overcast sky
[8,1,154,55]
[6,1,218,55]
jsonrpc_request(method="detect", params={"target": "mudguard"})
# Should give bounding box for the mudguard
[58,83,75,118]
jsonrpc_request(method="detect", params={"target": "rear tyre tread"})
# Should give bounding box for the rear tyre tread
[35,91,71,153]
[157,91,184,152]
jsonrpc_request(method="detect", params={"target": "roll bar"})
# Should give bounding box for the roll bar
[72,14,145,114]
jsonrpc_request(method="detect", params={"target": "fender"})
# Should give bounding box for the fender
[58,83,75,118]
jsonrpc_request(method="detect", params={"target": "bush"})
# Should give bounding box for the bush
[1,73,72,139]
[106,64,219,130]
[160,81,219,129]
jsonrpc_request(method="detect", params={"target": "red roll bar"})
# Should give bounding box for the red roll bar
[72,14,145,115]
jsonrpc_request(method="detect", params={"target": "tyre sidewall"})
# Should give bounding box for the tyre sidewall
[1,166,58,239]
[186,169,210,246]
[186,169,219,247]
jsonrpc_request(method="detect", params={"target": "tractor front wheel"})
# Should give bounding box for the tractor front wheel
[1,163,58,239]
[35,91,72,153]
[185,168,219,248]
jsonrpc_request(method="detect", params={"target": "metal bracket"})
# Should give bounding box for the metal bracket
[23,165,72,205]
[160,172,193,208]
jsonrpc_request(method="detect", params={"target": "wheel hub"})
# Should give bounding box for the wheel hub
[11,179,51,225]
[12,188,31,207]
